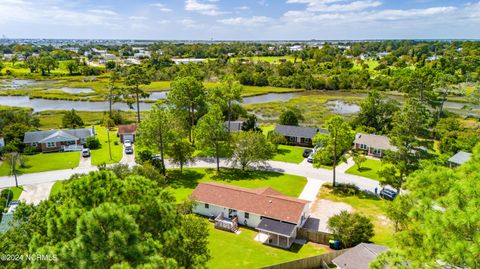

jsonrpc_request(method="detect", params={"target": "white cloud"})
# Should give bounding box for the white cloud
[185,0,225,16]
[88,9,118,16]
[287,0,381,12]
[219,16,272,26]
[129,16,148,20]
[178,18,204,29]
[237,6,250,10]
[151,3,172,12]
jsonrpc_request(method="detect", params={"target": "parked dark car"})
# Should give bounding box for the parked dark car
[379,188,397,200]
[303,149,313,158]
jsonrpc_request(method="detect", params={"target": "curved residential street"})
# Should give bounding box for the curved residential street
[0,156,383,199]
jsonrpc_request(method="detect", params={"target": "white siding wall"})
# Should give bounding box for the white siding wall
[193,202,263,228]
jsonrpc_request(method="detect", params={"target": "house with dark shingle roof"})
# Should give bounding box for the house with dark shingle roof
[332,243,389,269]
[274,124,328,147]
[448,151,472,168]
[190,182,310,249]
[224,121,244,132]
[353,133,396,158]
[23,127,95,153]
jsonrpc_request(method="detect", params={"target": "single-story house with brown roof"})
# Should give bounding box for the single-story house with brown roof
[23,127,95,153]
[117,124,137,143]
[332,243,389,269]
[190,182,310,249]
[353,133,396,158]
[274,124,328,147]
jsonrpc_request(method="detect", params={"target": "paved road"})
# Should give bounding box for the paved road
[0,157,383,194]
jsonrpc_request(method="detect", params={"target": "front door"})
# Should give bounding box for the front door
[228,209,237,218]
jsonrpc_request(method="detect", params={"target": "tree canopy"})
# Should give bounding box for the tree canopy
[0,171,210,269]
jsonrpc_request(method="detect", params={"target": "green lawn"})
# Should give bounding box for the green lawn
[49,181,66,197]
[90,126,124,166]
[272,145,309,164]
[0,152,80,176]
[207,224,327,269]
[319,185,394,246]
[3,187,23,200]
[166,168,307,202]
[345,159,385,181]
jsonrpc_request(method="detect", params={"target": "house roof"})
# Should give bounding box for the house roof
[332,243,389,269]
[448,151,472,165]
[190,182,309,224]
[224,121,243,132]
[257,218,297,237]
[117,124,137,134]
[23,128,94,144]
[274,125,328,139]
[354,133,396,151]
[39,130,79,143]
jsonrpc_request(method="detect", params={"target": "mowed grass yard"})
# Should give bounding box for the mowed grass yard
[167,168,307,202]
[319,184,394,246]
[91,126,124,166]
[272,145,309,164]
[0,152,80,176]
[345,158,387,181]
[207,224,327,269]
[49,181,66,197]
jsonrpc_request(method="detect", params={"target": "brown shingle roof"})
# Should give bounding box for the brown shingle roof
[117,124,137,134]
[190,182,309,224]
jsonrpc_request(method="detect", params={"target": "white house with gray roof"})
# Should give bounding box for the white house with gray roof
[274,125,328,147]
[23,127,95,153]
[448,151,472,168]
[353,133,396,158]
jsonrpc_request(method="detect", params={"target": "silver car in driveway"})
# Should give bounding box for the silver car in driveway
[124,140,134,155]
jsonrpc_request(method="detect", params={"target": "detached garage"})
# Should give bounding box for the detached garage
[117,124,137,143]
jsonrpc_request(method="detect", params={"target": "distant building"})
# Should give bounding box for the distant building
[289,45,303,52]
[23,127,95,153]
[274,125,328,147]
[172,58,206,64]
[0,136,4,149]
[353,133,396,158]
[224,121,244,132]
[332,243,389,269]
[117,124,137,143]
[448,151,472,168]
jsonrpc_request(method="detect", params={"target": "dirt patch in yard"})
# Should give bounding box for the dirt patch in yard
[306,199,353,232]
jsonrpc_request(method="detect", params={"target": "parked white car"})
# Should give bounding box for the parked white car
[124,140,133,154]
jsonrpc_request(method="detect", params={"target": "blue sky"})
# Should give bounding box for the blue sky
[0,0,479,40]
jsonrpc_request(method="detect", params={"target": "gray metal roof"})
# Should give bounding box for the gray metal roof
[224,121,244,132]
[257,217,297,237]
[23,128,94,143]
[274,125,328,139]
[354,133,396,151]
[332,243,389,269]
[448,151,472,165]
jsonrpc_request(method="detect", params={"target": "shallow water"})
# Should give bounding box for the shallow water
[326,100,361,114]
[48,87,95,94]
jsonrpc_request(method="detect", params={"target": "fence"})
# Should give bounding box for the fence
[259,249,349,269]
[297,227,333,245]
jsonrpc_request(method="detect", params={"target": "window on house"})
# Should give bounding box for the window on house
[372,148,382,155]
[244,212,249,219]
[288,136,296,142]
[32,142,38,147]
[360,144,368,150]
[46,142,56,148]
[205,203,209,209]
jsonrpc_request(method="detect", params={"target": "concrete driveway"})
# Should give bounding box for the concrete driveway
[120,145,135,166]
[18,182,55,205]
[78,152,92,169]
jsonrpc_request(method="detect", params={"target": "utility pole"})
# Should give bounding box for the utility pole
[107,122,112,161]
[11,152,19,188]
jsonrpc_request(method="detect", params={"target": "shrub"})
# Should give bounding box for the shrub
[328,210,374,248]
[85,136,101,149]
[267,131,287,150]
[23,146,39,155]
[333,183,360,196]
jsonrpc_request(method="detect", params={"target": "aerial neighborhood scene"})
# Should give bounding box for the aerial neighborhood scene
[0,0,479,268]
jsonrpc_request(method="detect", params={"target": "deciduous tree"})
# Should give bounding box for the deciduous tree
[229,131,274,170]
